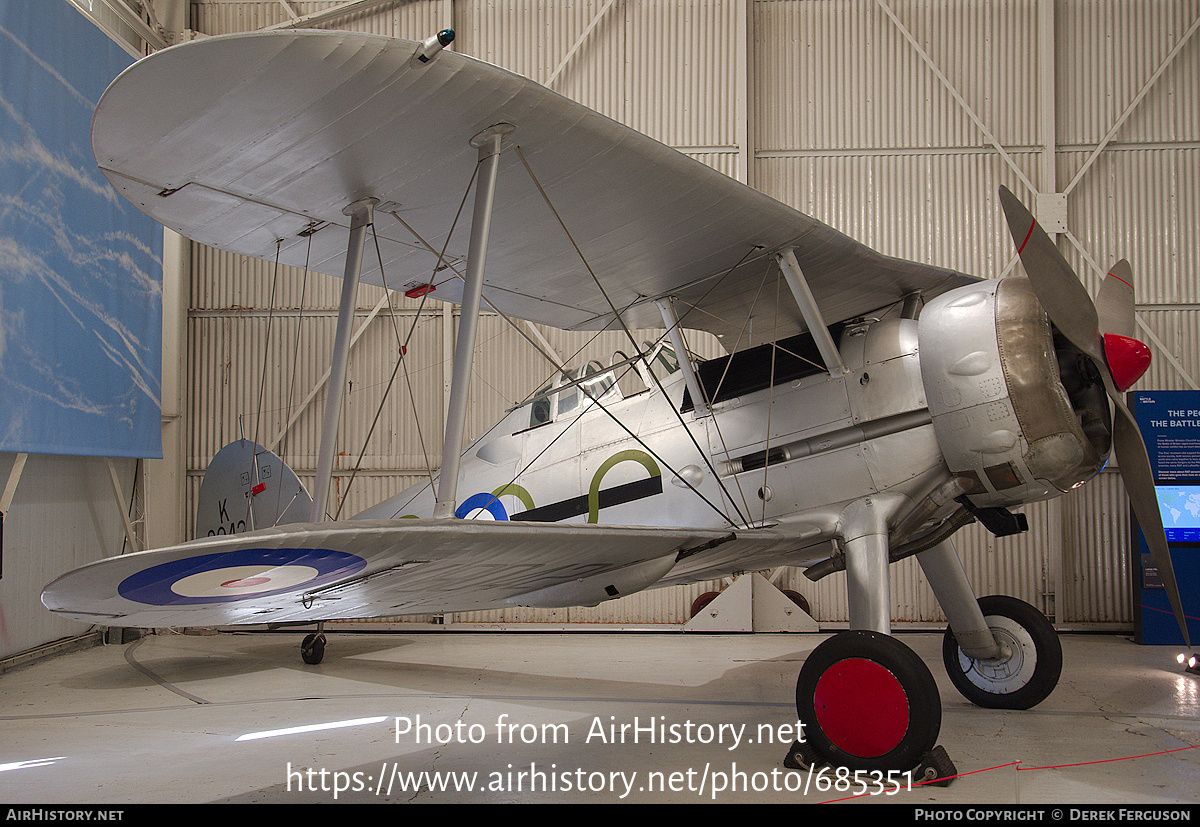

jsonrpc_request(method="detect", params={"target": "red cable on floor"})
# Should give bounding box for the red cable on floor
[817,744,1200,803]
[1018,743,1200,771]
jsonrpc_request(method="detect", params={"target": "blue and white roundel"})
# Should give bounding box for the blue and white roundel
[118,548,367,605]
[455,492,508,521]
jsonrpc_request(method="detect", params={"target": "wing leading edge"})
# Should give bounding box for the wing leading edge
[41,519,830,628]
[92,29,975,348]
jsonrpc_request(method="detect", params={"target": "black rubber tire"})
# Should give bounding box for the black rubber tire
[301,632,325,665]
[796,630,941,771]
[942,595,1062,710]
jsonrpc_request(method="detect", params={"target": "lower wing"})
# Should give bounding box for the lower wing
[41,519,829,627]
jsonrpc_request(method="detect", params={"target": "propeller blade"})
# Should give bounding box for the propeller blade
[997,188,1190,647]
[1098,260,1151,391]
[1096,259,1137,338]
[1110,395,1191,647]
[997,186,1104,365]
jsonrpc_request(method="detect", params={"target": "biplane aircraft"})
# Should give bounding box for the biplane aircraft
[41,29,1190,776]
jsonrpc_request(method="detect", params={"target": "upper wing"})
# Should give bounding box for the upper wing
[41,519,828,627]
[92,29,974,346]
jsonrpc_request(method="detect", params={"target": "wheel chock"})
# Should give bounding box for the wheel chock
[913,745,957,787]
[783,739,824,771]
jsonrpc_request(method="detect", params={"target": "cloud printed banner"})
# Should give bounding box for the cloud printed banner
[0,0,163,458]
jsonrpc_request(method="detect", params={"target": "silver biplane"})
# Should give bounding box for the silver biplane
[41,29,1190,776]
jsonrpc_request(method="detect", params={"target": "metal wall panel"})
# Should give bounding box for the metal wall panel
[1137,309,1200,392]
[1058,0,1200,147]
[1,455,136,660]
[756,151,1039,278]
[192,0,446,37]
[1062,148,1200,305]
[459,0,739,150]
[457,0,626,123]
[753,0,1040,153]
[187,298,447,475]
[1060,470,1131,626]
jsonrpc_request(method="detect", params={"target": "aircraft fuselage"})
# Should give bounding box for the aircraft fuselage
[358,275,1113,588]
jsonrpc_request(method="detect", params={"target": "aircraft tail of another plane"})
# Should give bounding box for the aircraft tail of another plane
[195,440,314,538]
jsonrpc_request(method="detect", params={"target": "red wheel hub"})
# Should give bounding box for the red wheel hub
[813,657,910,758]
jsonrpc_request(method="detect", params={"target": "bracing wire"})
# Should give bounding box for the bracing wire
[272,227,314,525]
[332,161,482,517]
[513,145,751,529]
[378,178,743,529]
[243,238,283,531]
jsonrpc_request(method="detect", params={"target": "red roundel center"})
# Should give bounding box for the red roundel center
[813,658,910,758]
[220,576,271,588]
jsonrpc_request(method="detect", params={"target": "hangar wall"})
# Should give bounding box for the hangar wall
[0,2,167,662]
[172,0,1200,630]
[0,454,138,660]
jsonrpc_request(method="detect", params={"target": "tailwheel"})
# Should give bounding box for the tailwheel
[942,595,1062,710]
[301,632,326,665]
[796,631,941,772]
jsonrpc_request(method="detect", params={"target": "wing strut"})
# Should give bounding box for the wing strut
[656,297,710,416]
[434,125,510,519]
[777,248,846,376]
[310,197,378,522]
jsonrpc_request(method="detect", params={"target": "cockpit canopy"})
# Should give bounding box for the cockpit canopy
[529,360,620,428]
[524,343,682,429]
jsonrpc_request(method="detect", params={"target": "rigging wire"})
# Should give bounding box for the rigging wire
[645,250,769,524]
[332,162,483,518]
[381,197,741,529]
[243,238,283,531]
[513,145,751,529]
[272,226,315,524]
[761,269,783,524]
[702,264,777,523]
[267,224,314,528]
[332,223,437,520]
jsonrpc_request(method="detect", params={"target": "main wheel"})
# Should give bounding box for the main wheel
[796,631,941,771]
[942,595,1062,710]
[301,632,326,665]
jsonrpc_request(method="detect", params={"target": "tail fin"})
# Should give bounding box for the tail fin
[195,440,314,538]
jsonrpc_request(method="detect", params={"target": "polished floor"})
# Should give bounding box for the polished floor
[0,630,1197,805]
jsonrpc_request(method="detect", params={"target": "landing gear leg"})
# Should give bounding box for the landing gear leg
[301,622,326,665]
[790,502,954,780]
[917,539,1062,709]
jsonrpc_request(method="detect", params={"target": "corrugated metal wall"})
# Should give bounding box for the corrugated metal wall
[183,0,1200,629]
[0,454,138,660]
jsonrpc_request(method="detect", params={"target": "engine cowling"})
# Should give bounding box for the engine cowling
[917,276,1112,508]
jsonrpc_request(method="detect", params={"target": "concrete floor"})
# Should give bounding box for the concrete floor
[0,630,1197,805]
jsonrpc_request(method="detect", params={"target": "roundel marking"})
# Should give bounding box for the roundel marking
[118,548,367,605]
[455,491,509,521]
[171,564,319,597]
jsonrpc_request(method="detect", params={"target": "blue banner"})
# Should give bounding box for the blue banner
[0,0,162,458]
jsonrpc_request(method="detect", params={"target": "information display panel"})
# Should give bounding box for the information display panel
[1130,391,1200,645]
